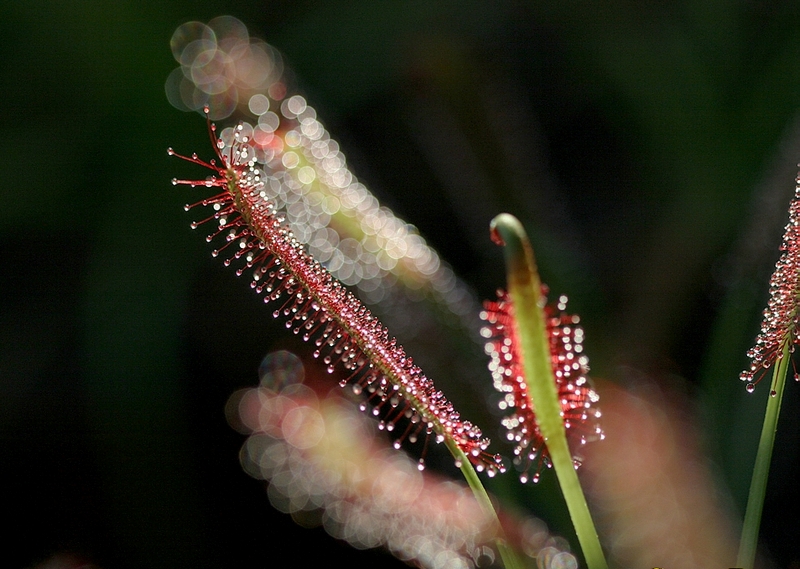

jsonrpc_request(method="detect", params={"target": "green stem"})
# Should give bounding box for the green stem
[736,341,791,569]
[491,213,608,569]
[445,438,524,569]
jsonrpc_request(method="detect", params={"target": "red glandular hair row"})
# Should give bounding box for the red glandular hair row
[169,115,504,476]
[740,180,800,392]
[481,289,603,483]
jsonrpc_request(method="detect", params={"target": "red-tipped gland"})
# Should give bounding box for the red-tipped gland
[170,114,504,476]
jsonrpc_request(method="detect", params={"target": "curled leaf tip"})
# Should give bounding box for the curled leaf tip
[490,213,525,247]
[490,213,539,294]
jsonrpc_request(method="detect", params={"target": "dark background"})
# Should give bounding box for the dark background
[3,1,800,567]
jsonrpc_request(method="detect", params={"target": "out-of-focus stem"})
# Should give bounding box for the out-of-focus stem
[445,438,523,569]
[491,213,608,569]
[737,340,791,569]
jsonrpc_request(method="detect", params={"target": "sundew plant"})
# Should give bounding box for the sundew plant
[167,16,796,569]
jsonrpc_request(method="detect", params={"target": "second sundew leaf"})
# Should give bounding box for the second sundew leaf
[482,289,602,483]
[487,213,608,569]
